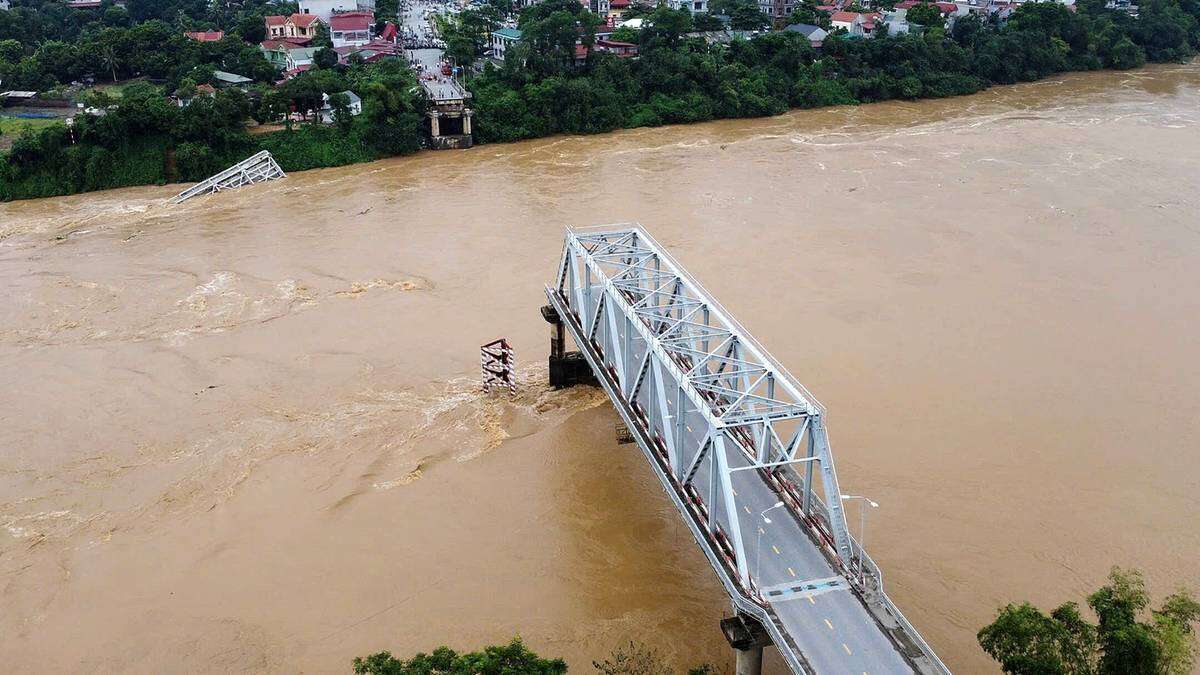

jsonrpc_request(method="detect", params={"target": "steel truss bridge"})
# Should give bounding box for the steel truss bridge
[543,225,949,675]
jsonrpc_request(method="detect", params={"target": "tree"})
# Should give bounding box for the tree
[979,567,1200,675]
[353,638,567,675]
[0,38,24,64]
[712,0,771,30]
[327,91,353,129]
[98,43,120,83]
[313,46,339,69]
[592,642,672,675]
[235,13,267,43]
[906,2,942,26]
[788,0,832,28]
[313,22,333,48]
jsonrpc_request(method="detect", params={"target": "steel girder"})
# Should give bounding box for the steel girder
[550,224,857,582]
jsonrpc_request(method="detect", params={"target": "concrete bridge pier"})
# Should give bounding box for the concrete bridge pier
[540,304,596,388]
[721,615,772,675]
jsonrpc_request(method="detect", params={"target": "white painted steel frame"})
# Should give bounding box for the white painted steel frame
[172,150,286,203]
[547,223,951,675]
[552,225,856,575]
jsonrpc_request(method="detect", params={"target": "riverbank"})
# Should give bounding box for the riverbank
[3,0,1197,202]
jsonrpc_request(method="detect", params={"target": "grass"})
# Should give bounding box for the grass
[91,78,158,98]
[0,116,62,135]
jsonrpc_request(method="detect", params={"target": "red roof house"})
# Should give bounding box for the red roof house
[330,11,374,47]
[330,11,373,32]
[185,31,225,42]
[263,13,323,42]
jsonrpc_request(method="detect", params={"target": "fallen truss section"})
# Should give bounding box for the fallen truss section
[171,150,285,204]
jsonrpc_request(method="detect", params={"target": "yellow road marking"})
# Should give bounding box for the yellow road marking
[824,619,834,630]
[843,643,853,655]
[772,545,781,555]
[788,567,796,577]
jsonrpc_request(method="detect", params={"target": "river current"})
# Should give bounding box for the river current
[1,63,1198,673]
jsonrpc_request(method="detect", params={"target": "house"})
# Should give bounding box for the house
[595,39,637,56]
[212,70,252,88]
[175,83,216,107]
[881,9,912,34]
[378,22,399,42]
[490,27,521,61]
[895,0,964,14]
[759,0,800,21]
[67,0,101,8]
[783,23,829,47]
[282,64,314,80]
[261,39,309,67]
[185,31,225,42]
[330,11,373,48]
[830,11,882,36]
[318,91,362,123]
[665,0,709,12]
[595,0,631,20]
[335,40,404,64]
[0,91,38,107]
[264,13,324,43]
[0,1,11,10]
[283,47,321,71]
[297,0,375,21]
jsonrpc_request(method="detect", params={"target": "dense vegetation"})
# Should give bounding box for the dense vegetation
[0,0,298,90]
[978,567,1200,674]
[1,0,1199,200]
[353,639,717,674]
[465,0,1198,143]
[353,638,568,675]
[0,59,424,200]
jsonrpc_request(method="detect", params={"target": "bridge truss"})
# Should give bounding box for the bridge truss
[544,224,948,674]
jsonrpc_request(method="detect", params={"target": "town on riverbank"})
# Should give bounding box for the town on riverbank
[0,0,1196,200]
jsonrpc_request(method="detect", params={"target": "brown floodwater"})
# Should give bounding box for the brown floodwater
[2,63,1199,674]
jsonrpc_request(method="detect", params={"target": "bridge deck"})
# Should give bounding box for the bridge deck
[546,224,947,674]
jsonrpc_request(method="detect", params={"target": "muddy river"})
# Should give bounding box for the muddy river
[1,63,1198,673]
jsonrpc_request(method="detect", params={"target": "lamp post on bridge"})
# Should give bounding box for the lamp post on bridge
[754,501,785,594]
[839,494,878,581]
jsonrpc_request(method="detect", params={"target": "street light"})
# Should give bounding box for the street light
[840,494,879,579]
[754,501,785,593]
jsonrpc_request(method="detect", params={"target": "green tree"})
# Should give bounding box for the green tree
[713,0,771,30]
[0,38,24,64]
[787,0,832,28]
[906,2,942,26]
[353,638,567,675]
[979,567,1200,675]
[314,46,338,69]
[327,91,353,129]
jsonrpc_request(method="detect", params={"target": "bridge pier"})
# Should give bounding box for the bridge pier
[721,615,771,675]
[540,304,596,388]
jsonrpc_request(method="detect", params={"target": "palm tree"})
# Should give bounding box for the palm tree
[99,44,119,83]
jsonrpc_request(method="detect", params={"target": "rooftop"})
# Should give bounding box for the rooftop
[330,11,373,30]
[213,70,252,84]
[185,31,225,42]
[492,27,522,39]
